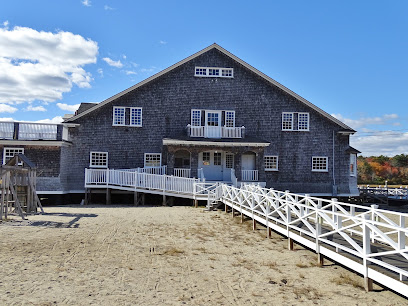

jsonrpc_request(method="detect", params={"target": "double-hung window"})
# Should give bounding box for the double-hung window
[298,113,309,131]
[312,156,328,172]
[144,153,161,167]
[130,107,142,127]
[282,112,294,131]
[90,152,108,168]
[225,111,235,127]
[3,148,24,165]
[191,110,201,126]
[113,107,126,126]
[264,156,278,171]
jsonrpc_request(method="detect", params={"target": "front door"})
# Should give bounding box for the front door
[205,111,221,138]
[200,151,223,181]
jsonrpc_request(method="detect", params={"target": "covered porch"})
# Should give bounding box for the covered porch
[162,137,270,184]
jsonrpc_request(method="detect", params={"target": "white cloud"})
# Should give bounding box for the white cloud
[0,117,14,121]
[125,70,137,75]
[131,62,139,68]
[331,113,400,129]
[0,26,98,104]
[0,104,18,113]
[81,0,91,6]
[2,21,9,28]
[25,105,46,112]
[351,131,408,157]
[104,5,114,10]
[159,40,167,45]
[97,68,103,76]
[102,57,123,68]
[57,102,80,112]
[35,116,64,124]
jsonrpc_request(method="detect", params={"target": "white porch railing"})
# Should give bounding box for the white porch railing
[174,168,191,178]
[85,168,197,194]
[18,123,58,140]
[117,166,167,175]
[188,125,244,139]
[241,170,258,181]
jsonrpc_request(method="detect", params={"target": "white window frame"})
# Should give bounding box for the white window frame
[3,147,24,165]
[225,111,235,128]
[264,155,278,171]
[312,156,328,172]
[225,153,234,169]
[194,67,234,78]
[113,106,126,126]
[130,107,143,127]
[90,151,108,168]
[282,112,294,131]
[191,109,201,126]
[144,153,162,168]
[298,112,310,131]
[350,154,357,177]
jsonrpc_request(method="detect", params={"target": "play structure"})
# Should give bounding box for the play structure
[0,154,43,220]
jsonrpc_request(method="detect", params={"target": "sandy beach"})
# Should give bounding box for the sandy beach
[0,204,406,305]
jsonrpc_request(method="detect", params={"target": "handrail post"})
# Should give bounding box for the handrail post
[363,214,373,291]
[370,204,379,243]
[399,215,407,281]
[106,168,109,186]
[316,201,323,265]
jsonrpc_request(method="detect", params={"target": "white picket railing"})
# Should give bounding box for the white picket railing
[241,170,258,181]
[18,123,58,140]
[174,168,191,178]
[85,168,198,194]
[188,125,244,139]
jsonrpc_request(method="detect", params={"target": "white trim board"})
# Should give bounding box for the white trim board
[64,43,355,132]
[163,139,270,147]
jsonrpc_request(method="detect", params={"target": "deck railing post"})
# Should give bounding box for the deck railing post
[315,201,322,256]
[106,168,109,186]
[370,204,379,243]
[399,215,407,280]
[363,214,373,291]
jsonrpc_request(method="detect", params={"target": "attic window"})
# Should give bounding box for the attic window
[195,67,233,78]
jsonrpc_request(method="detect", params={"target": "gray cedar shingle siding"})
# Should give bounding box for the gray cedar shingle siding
[63,47,355,195]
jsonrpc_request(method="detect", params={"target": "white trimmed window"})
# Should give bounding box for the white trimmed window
[350,154,357,177]
[203,152,210,165]
[312,156,328,172]
[282,112,294,131]
[113,107,125,126]
[144,153,161,167]
[113,106,143,127]
[191,109,201,126]
[298,113,309,131]
[194,67,234,78]
[225,111,235,127]
[213,152,222,166]
[90,152,108,168]
[130,107,142,126]
[226,153,234,169]
[3,148,24,165]
[264,155,278,171]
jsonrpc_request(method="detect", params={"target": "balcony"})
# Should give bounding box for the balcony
[187,125,245,139]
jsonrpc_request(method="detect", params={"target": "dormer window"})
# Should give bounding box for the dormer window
[195,67,233,78]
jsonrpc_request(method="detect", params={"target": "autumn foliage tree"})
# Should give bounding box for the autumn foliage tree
[357,154,408,185]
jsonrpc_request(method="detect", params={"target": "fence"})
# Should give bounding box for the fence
[220,183,408,297]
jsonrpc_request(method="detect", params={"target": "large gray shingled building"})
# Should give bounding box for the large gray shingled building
[0,44,359,201]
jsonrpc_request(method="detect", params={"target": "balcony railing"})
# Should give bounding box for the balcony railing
[0,121,64,141]
[188,125,245,139]
[241,170,258,181]
[174,168,191,178]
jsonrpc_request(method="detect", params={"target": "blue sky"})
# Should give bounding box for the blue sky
[0,1,407,156]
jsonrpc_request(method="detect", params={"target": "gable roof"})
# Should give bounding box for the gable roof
[65,43,355,132]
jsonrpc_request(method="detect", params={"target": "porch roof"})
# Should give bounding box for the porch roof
[163,136,270,147]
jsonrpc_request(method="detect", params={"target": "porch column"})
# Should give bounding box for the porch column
[236,149,243,181]
[190,149,199,178]
[165,146,175,176]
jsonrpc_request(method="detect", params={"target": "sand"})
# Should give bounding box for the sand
[0,204,406,305]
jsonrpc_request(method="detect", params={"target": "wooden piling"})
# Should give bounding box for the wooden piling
[106,188,111,205]
[252,218,256,231]
[288,238,294,250]
[317,253,324,266]
[194,199,198,208]
[364,277,373,292]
